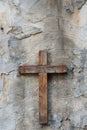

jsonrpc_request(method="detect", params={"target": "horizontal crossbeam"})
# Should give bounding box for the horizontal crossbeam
[19,65,67,74]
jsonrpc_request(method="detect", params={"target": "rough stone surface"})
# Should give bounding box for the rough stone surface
[48,114,62,129]
[0,0,87,130]
[69,109,87,128]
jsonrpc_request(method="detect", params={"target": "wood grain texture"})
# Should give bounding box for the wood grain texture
[39,73,48,124]
[39,50,48,124]
[39,50,47,65]
[19,65,67,74]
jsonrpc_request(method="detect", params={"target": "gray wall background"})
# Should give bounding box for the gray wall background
[0,0,87,130]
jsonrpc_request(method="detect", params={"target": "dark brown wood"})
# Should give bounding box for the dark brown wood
[39,50,47,65]
[19,50,67,125]
[19,65,67,74]
[39,73,48,124]
[39,50,48,124]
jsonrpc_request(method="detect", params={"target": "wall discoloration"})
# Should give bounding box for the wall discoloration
[72,7,80,24]
[0,73,9,102]
[64,0,87,13]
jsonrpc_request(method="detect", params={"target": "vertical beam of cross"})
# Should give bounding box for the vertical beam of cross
[39,50,48,124]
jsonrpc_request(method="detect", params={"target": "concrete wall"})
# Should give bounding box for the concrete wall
[0,0,87,130]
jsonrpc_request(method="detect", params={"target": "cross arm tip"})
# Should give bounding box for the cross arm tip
[19,66,25,74]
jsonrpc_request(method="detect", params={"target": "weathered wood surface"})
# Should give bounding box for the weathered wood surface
[19,65,67,74]
[19,50,67,125]
[39,50,48,124]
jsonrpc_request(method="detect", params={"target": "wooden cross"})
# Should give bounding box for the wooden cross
[19,50,67,124]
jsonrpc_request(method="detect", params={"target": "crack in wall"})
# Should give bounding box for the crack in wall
[65,0,87,13]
